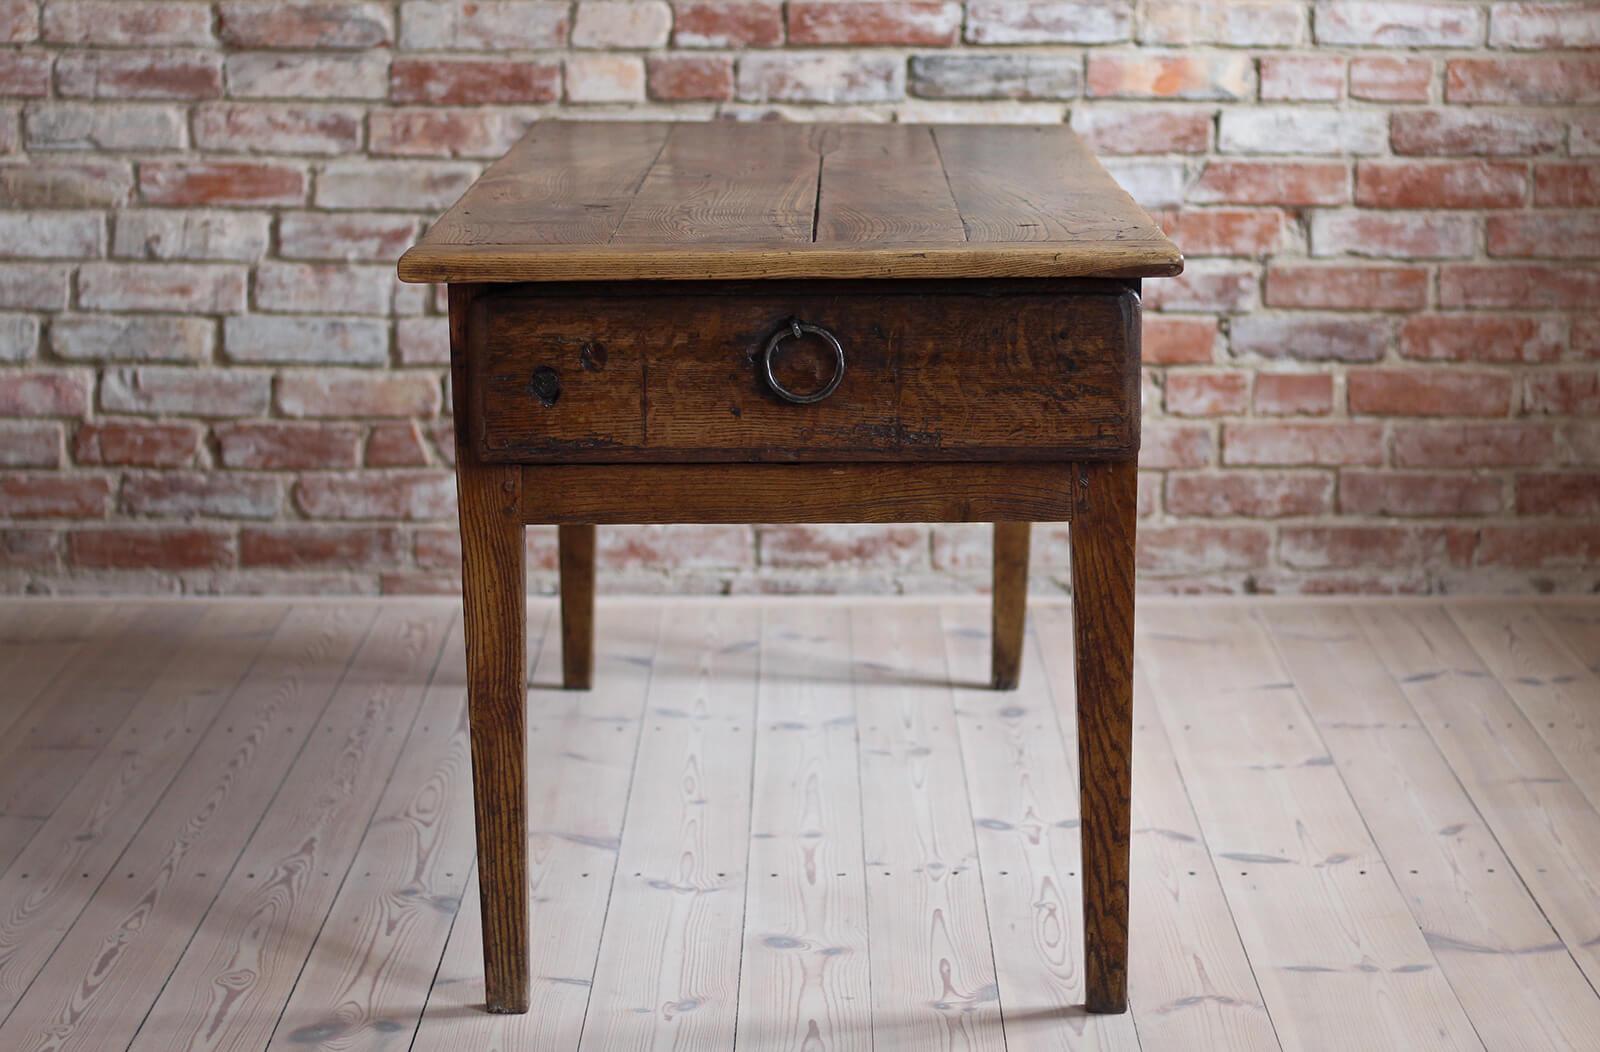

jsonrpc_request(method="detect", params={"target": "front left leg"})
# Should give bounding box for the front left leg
[991,521,1030,689]
[559,524,595,690]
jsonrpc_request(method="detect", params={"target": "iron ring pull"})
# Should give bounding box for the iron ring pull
[762,319,845,405]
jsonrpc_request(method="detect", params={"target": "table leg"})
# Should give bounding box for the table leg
[452,286,529,1014]
[1070,459,1137,1014]
[991,521,1030,689]
[559,524,596,690]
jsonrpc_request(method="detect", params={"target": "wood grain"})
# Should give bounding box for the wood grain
[0,605,377,1052]
[815,125,967,245]
[559,524,595,691]
[990,522,1030,691]
[736,604,871,1050]
[853,604,1004,1051]
[1266,603,1600,1051]
[520,463,1077,525]
[453,282,532,1014]
[1069,460,1137,1014]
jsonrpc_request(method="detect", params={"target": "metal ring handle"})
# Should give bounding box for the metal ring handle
[762,319,845,405]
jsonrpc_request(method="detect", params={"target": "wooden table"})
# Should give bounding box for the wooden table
[398,122,1182,1019]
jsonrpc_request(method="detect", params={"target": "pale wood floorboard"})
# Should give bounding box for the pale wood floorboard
[0,597,1593,1052]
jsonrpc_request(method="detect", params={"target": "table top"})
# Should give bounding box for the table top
[397,122,1182,284]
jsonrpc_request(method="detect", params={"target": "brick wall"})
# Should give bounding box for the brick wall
[1,1,1597,596]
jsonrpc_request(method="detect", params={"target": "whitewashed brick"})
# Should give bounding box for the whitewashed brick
[737,53,904,104]
[967,0,1133,44]
[1490,2,1600,49]
[191,103,363,155]
[101,366,271,416]
[255,262,395,315]
[1315,1,1484,47]
[316,161,479,210]
[0,421,59,466]
[1141,0,1306,45]
[79,263,247,313]
[51,315,214,362]
[224,53,388,99]
[42,1,215,46]
[0,211,105,258]
[0,313,40,362]
[399,1,570,49]
[113,211,271,262]
[0,264,71,311]
[225,315,389,365]
[910,54,1082,100]
[0,161,133,207]
[1103,158,1188,208]
[1220,109,1388,156]
[23,102,187,151]
[566,54,647,103]
[573,1,672,48]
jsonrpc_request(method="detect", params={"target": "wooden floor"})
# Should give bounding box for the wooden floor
[0,597,1596,1051]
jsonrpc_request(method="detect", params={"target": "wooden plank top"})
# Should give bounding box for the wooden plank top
[398,122,1182,283]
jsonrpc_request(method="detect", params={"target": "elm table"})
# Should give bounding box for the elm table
[398,121,1182,1018]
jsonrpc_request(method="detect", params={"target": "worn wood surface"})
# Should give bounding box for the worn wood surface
[1,596,1597,1051]
[399,123,1180,283]
[469,280,1139,463]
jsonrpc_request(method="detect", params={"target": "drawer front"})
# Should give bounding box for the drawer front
[467,280,1139,463]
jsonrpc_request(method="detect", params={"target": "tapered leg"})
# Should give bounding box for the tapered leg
[451,286,529,1014]
[559,523,595,690]
[1070,459,1138,1014]
[991,521,1030,689]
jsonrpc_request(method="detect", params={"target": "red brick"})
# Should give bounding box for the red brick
[1166,370,1249,416]
[414,526,460,570]
[1446,57,1600,104]
[790,1,960,45]
[1231,314,1389,362]
[1223,422,1385,466]
[1575,316,1600,359]
[122,471,280,519]
[1560,421,1600,464]
[1341,470,1502,517]
[278,212,418,262]
[1282,525,1469,571]
[1071,109,1210,155]
[218,2,392,48]
[1189,161,1349,206]
[57,50,222,99]
[1138,524,1271,573]
[602,525,753,571]
[70,526,231,569]
[1535,163,1600,207]
[0,370,93,416]
[277,370,441,418]
[1439,265,1600,310]
[1310,210,1475,259]
[1140,422,1215,468]
[1516,472,1600,516]
[1400,316,1565,363]
[1,475,112,519]
[672,1,783,47]
[215,421,362,469]
[1266,265,1429,311]
[1143,316,1217,364]
[255,262,393,315]
[1348,368,1513,417]
[1492,3,1600,48]
[191,103,362,155]
[1254,373,1334,416]
[390,57,560,105]
[1161,208,1286,256]
[1087,52,1253,100]
[0,0,36,42]
[366,421,432,466]
[295,470,453,520]
[1393,422,1556,467]
[238,525,401,570]
[102,366,269,417]
[1259,54,1344,101]
[78,263,246,313]
[647,55,734,101]
[1356,161,1527,209]
[0,421,60,467]
[1,51,54,97]
[1143,262,1258,312]
[1477,525,1600,568]
[1526,370,1600,416]
[1349,56,1432,102]
[1391,110,1564,157]
[74,421,202,467]
[1167,471,1332,517]
[397,317,449,365]
[42,1,214,45]
[1488,213,1600,259]
[140,162,306,207]
[759,524,923,570]
[1316,1,1483,47]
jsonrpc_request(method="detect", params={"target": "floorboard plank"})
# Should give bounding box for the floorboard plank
[0,604,111,744]
[577,604,759,1052]
[943,603,1140,1051]
[1358,603,1600,995]
[0,603,285,1019]
[123,604,453,1052]
[1265,603,1600,1051]
[854,604,1005,1052]
[1138,605,1483,1052]
[411,603,657,1052]
[0,604,379,1052]
[735,604,872,1051]
[1537,603,1600,676]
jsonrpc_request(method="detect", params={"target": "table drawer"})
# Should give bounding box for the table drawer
[465,280,1140,463]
